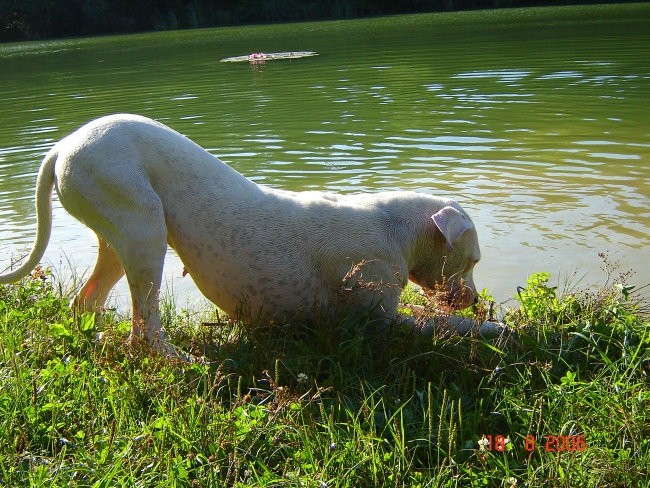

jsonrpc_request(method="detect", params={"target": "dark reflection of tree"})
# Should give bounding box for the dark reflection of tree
[0,0,631,42]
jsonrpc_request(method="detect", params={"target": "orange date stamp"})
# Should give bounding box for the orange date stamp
[479,434,587,453]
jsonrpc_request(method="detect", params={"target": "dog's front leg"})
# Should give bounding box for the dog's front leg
[433,315,505,337]
[399,305,505,338]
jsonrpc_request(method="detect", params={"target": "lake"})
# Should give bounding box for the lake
[1,3,649,311]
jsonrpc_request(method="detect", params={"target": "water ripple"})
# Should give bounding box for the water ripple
[1,6,649,304]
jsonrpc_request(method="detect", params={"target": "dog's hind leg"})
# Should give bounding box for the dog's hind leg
[110,204,178,357]
[62,176,179,357]
[72,237,125,313]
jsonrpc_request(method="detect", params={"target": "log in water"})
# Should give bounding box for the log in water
[221,51,318,63]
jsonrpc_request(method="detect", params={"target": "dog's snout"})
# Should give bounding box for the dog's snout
[450,282,477,311]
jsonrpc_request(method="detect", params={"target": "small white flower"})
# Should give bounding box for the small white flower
[478,436,489,451]
[297,373,309,384]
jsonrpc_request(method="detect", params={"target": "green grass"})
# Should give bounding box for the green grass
[1,263,648,487]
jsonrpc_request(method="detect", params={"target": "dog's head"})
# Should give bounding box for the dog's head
[408,203,481,311]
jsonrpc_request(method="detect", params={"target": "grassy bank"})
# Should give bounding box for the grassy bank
[0,262,648,487]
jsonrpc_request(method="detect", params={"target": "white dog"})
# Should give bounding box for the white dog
[1,114,497,356]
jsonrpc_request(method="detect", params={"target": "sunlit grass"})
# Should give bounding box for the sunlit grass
[0,261,648,487]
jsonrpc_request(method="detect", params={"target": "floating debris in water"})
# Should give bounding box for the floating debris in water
[220,51,318,63]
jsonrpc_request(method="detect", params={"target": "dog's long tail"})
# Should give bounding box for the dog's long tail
[0,147,57,283]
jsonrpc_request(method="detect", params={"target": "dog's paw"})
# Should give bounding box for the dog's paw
[476,320,508,338]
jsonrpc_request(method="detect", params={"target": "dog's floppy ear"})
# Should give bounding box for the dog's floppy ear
[431,206,472,250]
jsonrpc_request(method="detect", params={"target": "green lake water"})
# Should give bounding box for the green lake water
[1,3,649,307]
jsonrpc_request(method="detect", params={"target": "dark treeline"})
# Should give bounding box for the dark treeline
[0,0,641,42]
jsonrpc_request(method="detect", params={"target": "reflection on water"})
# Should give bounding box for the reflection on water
[1,4,649,308]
